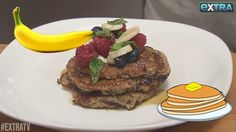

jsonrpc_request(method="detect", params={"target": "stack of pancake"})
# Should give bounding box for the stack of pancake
[161,82,226,115]
[58,46,171,110]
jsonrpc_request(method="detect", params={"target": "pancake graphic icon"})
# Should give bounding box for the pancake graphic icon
[157,82,232,121]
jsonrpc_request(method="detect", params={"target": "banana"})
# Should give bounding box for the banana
[13,7,93,52]
[97,55,108,63]
[116,26,139,43]
[101,23,123,31]
[108,45,133,59]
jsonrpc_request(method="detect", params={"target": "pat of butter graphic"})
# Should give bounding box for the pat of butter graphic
[186,82,202,91]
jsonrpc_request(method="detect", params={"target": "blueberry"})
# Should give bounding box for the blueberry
[91,26,102,33]
[114,56,127,68]
[126,48,140,63]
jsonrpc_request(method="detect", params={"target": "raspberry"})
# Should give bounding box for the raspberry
[131,33,146,49]
[75,42,98,69]
[112,24,126,38]
[121,24,126,32]
[93,36,115,57]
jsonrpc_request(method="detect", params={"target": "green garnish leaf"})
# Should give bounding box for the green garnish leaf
[89,58,105,84]
[107,18,127,25]
[130,41,138,48]
[95,29,112,38]
[111,41,135,51]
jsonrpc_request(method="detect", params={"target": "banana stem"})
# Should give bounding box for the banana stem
[13,7,22,26]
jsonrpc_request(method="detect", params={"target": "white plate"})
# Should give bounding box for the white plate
[157,103,232,121]
[0,18,232,131]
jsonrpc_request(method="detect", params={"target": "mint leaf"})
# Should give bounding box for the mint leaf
[107,18,127,25]
[89,58,105,84]
[111,41,135,51]
[130,41,138,48]
[95,29,112,38]
[111,43,124,51]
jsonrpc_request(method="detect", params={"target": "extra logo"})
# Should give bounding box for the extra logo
[199,3,234,12]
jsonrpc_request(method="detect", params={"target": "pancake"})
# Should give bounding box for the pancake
[162,101,226,115]
[65,46,170,95]
[166,95,224,106]
[58,46,171,110]
[59,72,163,110]
[67,70,168,95]
[167,84,222,101]
[60,72,167,96]
[67,46,170,80]
[161,97,225,111]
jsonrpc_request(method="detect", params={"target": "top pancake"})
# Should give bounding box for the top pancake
[63,46,171,94]
[66,46,170,80]
[167,84,222,100]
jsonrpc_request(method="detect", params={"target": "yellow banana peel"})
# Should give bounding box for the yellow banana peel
[13,7,93,52]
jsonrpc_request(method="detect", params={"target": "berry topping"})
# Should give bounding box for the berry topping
[121,24,127,32]
[76,18,146,70]
[114,56,127,68]
[126,48,140,63]
[116,26,139,43]
[75,42,98,69]
[91,26,103,33]
[112,24,126,38]
[94,29,112,38]
[93,35,115,57]
[113,30,123,39]
[131,33,146,49]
